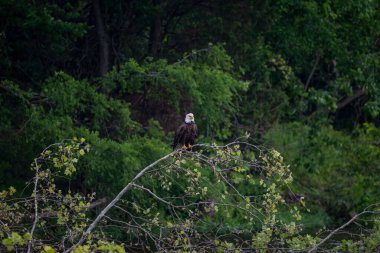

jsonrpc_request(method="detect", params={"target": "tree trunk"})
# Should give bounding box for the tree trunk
[93,0,110,76]
[148,0,163,57]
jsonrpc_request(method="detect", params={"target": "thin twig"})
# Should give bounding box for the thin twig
[132,183,174,206]
[27,159,39,253]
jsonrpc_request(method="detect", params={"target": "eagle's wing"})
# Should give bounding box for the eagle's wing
[173,123,186,150]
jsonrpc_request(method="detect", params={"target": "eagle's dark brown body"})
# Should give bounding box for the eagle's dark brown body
[173,122,197,150]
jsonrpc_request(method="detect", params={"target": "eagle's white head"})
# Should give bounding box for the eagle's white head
[185,113,195,124]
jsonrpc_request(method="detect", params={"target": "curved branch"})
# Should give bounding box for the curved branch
[337,88,365,110]
[66,150,178,252]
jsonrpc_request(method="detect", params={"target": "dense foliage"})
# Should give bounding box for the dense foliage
[2,139,379,252]
[1,0,380,251]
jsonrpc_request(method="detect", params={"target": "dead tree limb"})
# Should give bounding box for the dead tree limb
[66,150,178,252]
[308,208,380,253]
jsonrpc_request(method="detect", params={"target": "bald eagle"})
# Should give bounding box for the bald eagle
[173,113,197,150]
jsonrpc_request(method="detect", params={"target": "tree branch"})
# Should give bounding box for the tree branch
[336,88,365,110]
[308,209,380,253]
[27,159,40,253]
[66,150,178,252]
[29,197,108,219]
[305,53,321,90]
[132,183,174,206]
[93,0,110,76]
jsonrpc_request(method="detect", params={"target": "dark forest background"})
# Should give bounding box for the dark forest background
[1,0,380,235]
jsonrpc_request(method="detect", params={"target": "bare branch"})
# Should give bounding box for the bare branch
[305,53,321,90]
[336,88,365,110]
[132,183,174,206]
[308,209,380,253]
[66,149,179,252]
[27,159,40,253]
